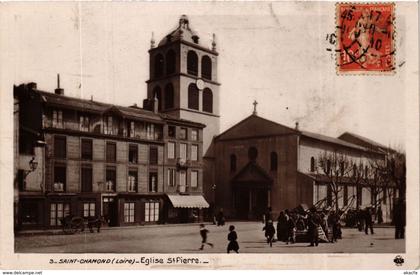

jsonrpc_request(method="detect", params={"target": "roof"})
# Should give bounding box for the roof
[216,114,298,141]
[167,194,209,208]
[300,131,373,152]
[231,161,273,186]
[158,15,200,47]
[338,132,394,154]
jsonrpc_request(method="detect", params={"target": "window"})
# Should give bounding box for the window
[365,166,369,178]
[167,168,176,187]
[52,110,63,128]
[191,170,198,188]
[128,170,138,192]
[188,83,199,110]
[124,202,135,223]
[340,162,345,176]
[270,152,278,171]
[146,123,155,140]
[50,202,70,226]
[168,126,176,138]
[179,171,186,187]
[106,142,116,162]
[128,121,135,137]
[167,142,175,159]
[180,143,187,161]
[353,164,358,177]
[230,154,237,172]
[105,167,116,192]
[53,165,66,192]
[104,116,113,135]
[201,55,212,80]
[81,165,92,192]
[54,136,66,159]
[149,146,158,165]
[310,157,316,172]
[164,83,174,109]
[21,202,39,225]
[149,172,158,192]
[129,144,138,164]
[187,51,198,75]
[166,49,176,75]
[145,201,159,222]
[191,129,198,141]
[203,88,213,113]
[191,144,198,161]
[179,128,187,140]
[154,54,164,78]
[83,202,95,218]
[327,160,331,174]
[152,86,162,112]
[81,139,93,160]
[79,115,89,132]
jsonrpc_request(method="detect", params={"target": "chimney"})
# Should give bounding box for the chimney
[27,82,37,90]
[295,122,299,130]
[54,74,64,95]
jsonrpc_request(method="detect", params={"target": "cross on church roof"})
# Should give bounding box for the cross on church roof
[252,100,258,115]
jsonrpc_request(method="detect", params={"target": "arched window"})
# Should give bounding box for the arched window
[248,147,258,161]
[270,152,278,171]
[201,55,212,80]
[153,86,162,111]
[166,50,176,75]
[188,83,199,110]
[154,54,164,78]
[310,157,315,172]
[187,51,198,76]
[230,154,237,172]
[164,83,174,109]
[203,88,213,113]
[365,165,368,178]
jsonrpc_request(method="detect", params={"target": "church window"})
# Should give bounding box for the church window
[166,49,176,75]
[154,54,164,78]
[230,154,237,172]
[201,55,212,80]
[270,152,278,171]
[164,83,174,109]
[153,86,162,111]
[187,51,198,76]
[248,147,258,161]
[310,157,315,172]
[188,83,199,110]
[203,88,213,113]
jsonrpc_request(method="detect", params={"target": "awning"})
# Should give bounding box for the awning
[167,195,209,209]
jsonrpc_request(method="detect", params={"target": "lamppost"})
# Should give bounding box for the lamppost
[23,156,38,189]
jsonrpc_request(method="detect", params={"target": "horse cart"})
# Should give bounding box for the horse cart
[60,215,103,235]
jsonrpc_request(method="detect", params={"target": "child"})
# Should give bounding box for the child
[262,220,276,247]
[227,225,239,253]
[199,224,214,250]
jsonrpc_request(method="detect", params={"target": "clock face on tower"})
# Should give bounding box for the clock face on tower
[196,79,205,90]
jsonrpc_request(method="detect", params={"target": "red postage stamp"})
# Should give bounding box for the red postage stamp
[336,3,395,74]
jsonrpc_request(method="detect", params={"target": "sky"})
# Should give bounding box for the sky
[2,1,415,149]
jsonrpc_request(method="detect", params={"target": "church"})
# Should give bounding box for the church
[203,105,399,223]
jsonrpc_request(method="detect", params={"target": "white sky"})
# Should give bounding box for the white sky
[3,1,415,149]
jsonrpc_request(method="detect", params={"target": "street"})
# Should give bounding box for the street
[15,222,405,253]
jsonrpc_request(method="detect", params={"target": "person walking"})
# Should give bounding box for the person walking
[307,207,321,247]
[227,225,239,253]
[199,224,214,250]
[276,211,288,242]
[286,213,296,244]
[217,208,225,226]
[364,207,374,235]
[263,220,276,247]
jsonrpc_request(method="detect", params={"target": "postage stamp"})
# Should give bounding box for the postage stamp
[336,3,395,74]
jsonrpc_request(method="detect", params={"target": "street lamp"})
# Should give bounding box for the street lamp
[23,157,38,189]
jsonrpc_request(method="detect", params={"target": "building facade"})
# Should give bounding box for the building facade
[204,112,399,222]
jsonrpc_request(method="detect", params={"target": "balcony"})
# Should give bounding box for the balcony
[104,181,116,192]
[52,182,65,192]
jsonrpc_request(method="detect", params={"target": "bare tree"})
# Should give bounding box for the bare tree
[316,151,353,212]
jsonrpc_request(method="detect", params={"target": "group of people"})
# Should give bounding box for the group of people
[199,223,239,253]
[263,206,343,247]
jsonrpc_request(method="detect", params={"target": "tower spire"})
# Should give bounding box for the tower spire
[54,73,64,95]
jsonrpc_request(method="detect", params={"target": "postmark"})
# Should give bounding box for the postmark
[336,3,395,74]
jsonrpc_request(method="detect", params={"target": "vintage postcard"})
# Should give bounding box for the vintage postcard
[0,1,418,270]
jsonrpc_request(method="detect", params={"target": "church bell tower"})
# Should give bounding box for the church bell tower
[146,15,220,154]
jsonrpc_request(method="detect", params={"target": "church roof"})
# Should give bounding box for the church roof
[337,132,394,154]
[158,15,200,47]
[231,161,273,186]
[216,114,298,141]
[300,131,372,152]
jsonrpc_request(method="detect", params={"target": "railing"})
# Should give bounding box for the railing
[53,182,65,192]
